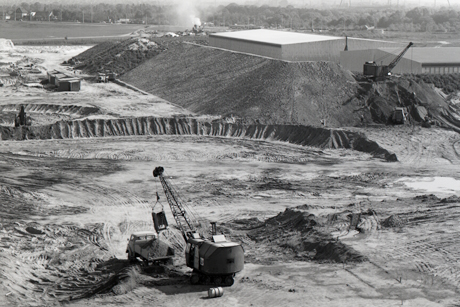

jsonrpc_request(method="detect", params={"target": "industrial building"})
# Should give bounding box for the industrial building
[209,29,402,62]
[340,47,460,75]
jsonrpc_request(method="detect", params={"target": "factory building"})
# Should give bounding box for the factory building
[340,47,460,75]
[209,29,402,62]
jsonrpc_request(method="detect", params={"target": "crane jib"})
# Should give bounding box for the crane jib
[158,175,198,239]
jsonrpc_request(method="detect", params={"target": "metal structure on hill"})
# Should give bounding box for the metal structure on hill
[153,166,244,286]
[363,42,413,81]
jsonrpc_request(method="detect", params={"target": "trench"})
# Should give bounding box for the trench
[0,116,397,161]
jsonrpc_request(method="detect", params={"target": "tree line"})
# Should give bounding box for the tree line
[4,2,460,32]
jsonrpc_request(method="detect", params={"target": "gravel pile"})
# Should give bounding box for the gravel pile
[381,215,405,228]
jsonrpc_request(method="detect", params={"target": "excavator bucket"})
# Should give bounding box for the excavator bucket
[152,211,168,233]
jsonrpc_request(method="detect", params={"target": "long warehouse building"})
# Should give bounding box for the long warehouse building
[209,29,403,62]
[340,47,460,74]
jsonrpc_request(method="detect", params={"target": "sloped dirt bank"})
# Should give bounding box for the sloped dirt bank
[243,208,368,264]
[362,78,460,132]
[0,104,100,116]
[0,117,396,161]
[120,43,362,127]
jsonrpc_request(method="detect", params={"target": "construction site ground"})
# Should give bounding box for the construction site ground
[1,46,460,307]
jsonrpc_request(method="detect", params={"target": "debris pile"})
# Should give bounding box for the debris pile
[70,38,166,76]
[247,208,368,263]
[381,215,405,228]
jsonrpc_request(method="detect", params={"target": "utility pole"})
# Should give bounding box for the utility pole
[82,10,84,23]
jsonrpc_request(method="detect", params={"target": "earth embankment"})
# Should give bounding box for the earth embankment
[363,78,460,131]
[120,43,362,127]
[0,117,396,161]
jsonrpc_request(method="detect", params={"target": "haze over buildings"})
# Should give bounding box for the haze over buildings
[0,0,457,8]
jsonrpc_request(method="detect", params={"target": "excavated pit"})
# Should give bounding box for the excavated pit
[0,117,396,161]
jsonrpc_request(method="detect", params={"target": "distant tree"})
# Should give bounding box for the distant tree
[31,2,44,12]
[20,2,30,11]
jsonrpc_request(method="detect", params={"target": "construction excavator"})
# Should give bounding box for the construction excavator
[363,42,413,81]
[153,166,244,286]
[14,105,31,127]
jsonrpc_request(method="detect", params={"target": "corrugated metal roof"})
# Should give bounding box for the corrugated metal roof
[210,29,342,45]
[379,47,460,64]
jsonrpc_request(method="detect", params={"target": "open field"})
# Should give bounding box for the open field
[1,40,460,307]
[0,22,224,45]
[0,21,145,42]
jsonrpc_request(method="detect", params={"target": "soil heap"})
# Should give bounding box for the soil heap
[120,43,362,127]
[71,37,206,76]
[119,42,460,131]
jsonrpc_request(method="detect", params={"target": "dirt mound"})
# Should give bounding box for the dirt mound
[0,38,14,50]
[118,42,460,132]
[71,38,165,75]
[439,195,460,203]
[381,215,405,228]
[120,43,364,127]
[362,78,460,132]
[248,208,367,263]
[71,37,207,76]
[0,117,396,160]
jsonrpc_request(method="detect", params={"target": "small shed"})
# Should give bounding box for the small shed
[47,70,61,84]
[54,73,69,86]
[57,77,81,92]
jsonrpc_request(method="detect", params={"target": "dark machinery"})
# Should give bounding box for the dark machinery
[363,42,413,81]
[14,106,31,127]
[153,166,244,286]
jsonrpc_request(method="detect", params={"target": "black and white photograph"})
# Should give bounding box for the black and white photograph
[1,0,460,306]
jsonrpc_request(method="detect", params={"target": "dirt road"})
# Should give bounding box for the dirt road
[0,45,460,307]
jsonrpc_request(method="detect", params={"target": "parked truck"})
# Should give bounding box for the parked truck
[126,231,174,265]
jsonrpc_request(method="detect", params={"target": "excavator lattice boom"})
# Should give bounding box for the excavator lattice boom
[153,166,244,286]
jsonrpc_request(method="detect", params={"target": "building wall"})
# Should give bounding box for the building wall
[69,81,81,91]
[422,65,460,74]
[282,38,402,62]
[58,82,70,92]
[209,36,282,59]
[281,39,343,61]
[340,49,422,74]
[210,35,402,62]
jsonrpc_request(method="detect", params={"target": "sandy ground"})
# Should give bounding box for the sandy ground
[0,46,460,307]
